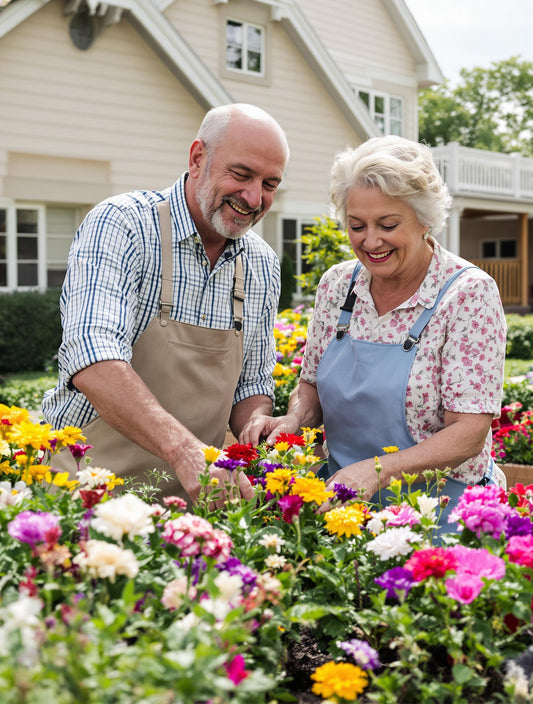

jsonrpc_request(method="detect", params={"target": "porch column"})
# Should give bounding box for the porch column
[447,205,462,255]
[519,212,529,307]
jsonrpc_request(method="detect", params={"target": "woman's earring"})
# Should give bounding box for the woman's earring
[423,228,432,240]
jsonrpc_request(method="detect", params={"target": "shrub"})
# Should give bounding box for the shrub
[0,373,58,410]
[0,290,62,373]
[505,314,533,359]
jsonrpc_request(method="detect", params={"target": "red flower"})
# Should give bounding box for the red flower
[79,488,106,509]
[278,494,304,523]
[273,433,306,447]
[404,547,458,582]
[224,443,258,464]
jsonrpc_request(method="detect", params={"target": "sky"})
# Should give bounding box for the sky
[403,0,533,85]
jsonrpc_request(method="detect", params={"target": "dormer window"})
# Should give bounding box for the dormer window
[357,90,403,136]
[226,19,264,76]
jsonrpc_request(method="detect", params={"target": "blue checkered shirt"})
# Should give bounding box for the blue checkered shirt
[42,174,281,429]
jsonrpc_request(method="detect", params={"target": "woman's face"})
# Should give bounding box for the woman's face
[345,185,430,284]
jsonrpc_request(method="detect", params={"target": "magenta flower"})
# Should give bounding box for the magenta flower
[162,513,232,563]
[448,485,512,538]
[506,534,533,569]
[68,443,93,460]
[277,494,304,523]
[445,574,483,604]
[383,503,420,528]
[375,566,415,599]
[8,511,61,549]
[224,654,249,684]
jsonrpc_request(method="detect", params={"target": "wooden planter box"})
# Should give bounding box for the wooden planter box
[501,463,533,488]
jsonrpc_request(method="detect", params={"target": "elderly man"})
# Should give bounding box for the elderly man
[43,103,290,503]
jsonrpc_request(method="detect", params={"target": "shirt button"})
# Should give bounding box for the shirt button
[201,314,206,321]
[202,260,207,266]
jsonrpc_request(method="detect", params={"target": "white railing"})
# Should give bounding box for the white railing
[430,143,533,201]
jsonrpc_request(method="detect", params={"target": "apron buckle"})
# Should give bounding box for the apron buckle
[336,324,349,340]
[402,334,419,351]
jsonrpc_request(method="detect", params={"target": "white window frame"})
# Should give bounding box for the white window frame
[0,201,47,292]
[356,89,403,136]
[280,216,315,298]
[225,17,265,77]
[480,239,517,259]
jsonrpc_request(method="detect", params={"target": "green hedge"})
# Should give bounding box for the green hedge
[0,289,62,374]
[505,314,533,359]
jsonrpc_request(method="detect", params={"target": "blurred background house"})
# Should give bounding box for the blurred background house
[0,0,531,308]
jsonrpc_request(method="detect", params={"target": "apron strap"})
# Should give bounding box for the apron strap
[336,260,362,340]
[157,200,173,328]
[402,266,477,351]
[233,254,245,333]
[157,199,245,332]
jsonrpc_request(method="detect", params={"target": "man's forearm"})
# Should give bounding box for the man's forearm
[229,394,273,439]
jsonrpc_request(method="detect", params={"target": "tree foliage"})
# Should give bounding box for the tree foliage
[418,57,533,156]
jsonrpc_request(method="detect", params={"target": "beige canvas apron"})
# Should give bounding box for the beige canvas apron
[52,200,244,498]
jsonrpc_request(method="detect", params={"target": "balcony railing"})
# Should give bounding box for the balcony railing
[471,259,522,306]
[430,143,533,202]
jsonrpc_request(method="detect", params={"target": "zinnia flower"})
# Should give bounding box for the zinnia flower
[265,468,296,495]
[404,547,458,581]
[311,661,368,700]
[73,539,139,581]
[324,503,367,538]
[291,474,334,504]
[224,443,258,464]
[273,433,305,447]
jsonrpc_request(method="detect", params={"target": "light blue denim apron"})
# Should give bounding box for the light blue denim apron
[316,261,495,536]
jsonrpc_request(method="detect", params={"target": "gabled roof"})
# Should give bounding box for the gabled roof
[1,0,443,136]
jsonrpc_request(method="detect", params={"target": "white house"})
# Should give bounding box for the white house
[0,0,440,295]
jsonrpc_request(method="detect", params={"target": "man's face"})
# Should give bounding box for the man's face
[190,117,287,241]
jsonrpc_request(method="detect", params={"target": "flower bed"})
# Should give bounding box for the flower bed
[1,405,533,703]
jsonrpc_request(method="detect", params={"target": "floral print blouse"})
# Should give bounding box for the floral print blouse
[300,239,507,484]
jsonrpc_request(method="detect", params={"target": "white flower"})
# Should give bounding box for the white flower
[258,533,285,553]
[161,576,197,610]
[0,480,32,508]
[366,526,419,560]
[214,572,243,603]
[366,516,385,535]
[91,493,154,542]
[417,494,440,517]
[0,595,43,667]
[265,554,287,570]
[73,539,139,581]
[256,572,282,594]
[76,466,117,489]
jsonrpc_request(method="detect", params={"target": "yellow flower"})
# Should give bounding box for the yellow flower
[265,468,296,495]
[7,421,53,451]
[324,503,367,538]
[0,405,30,425]
[293,453,321,467]
[382,445,399,454]
[51,426,86,449]
[291,474,334,504]
[52,472,78,490]
[311,661,368,700]
[301,427,320,444]
[389,478,402,490]
[274,441,290,453]
[210,477,219,487]
[203,446,222,464]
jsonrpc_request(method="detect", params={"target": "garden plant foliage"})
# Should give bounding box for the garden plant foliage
[1,405,532,703]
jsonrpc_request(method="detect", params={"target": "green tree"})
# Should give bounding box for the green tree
[419,57,533,156]
[297,216,353,298]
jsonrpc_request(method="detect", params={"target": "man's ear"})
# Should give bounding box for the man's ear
[188,139,206,179]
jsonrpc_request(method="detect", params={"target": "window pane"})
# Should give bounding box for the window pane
[247,50,261,73]
[0,235,5,259]
[0,262,6,287]
[282,219,297,242]
[0,209,5,233]
[501,240,517,258]
[283,241,296,262]
[226,46,242,70]
[17,262,38,286]
[375,115,385,135]
[17,209,38,234]
[47,269,67,288]
[17,236,38,260]
[300,224,313,274]
[374,95,385,115]
[390,98,402,119]
[226,20,243,45]
[482,241,497,258]
[390,119,402,136]
[247,25,262,52]
[358,91,370,108]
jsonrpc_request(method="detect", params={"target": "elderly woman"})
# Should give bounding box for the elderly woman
[245,135,507,529]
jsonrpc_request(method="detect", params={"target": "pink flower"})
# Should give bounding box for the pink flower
[224,654,249,684]
[162,496,188,511]
[448,485,512,538]
[8,511,61,549]
[445,574,483,604]
[506,534,533,569]
[381,503,420,528]
[450,546,506,581]
[162,513,233,563]
[278,494,304,523]
[68,443,93,459]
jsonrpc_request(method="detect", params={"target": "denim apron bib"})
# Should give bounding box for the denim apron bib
[316,261,494,535]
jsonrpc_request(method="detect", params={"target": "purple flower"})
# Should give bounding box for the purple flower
[338,638,380,671]
[214,458,247,472]
[375,566,414,600]
[258,462,284,473]
[505,514,533,539]
[333,483,359,503]
[218,557,258,594]
[8,511,60,549]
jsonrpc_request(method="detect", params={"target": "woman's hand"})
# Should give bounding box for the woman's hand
[325,458,384,502]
